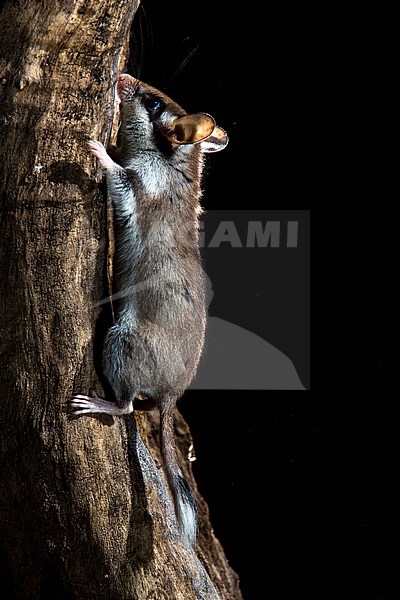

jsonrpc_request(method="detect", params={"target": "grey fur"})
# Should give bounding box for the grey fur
[70,75,228,546]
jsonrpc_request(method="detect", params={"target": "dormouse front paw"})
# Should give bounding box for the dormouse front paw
[88,139,115,171]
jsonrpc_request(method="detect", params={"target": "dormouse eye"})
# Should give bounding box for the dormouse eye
[143,95,165,115]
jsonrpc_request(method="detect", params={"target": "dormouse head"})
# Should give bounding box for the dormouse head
[117,73,228,154]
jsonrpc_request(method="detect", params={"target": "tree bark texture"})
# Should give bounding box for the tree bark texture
[0,1,241,598]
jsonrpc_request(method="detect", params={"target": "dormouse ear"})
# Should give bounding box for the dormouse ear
[200,126,229,153]
[166,113,216,145]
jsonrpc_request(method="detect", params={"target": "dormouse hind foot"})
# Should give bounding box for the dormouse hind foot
[69,389,133,416]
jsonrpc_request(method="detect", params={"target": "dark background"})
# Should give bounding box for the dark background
[130,2,392,599]
[200,209,310,390]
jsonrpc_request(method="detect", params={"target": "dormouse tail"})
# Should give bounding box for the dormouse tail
[160,399,198,546]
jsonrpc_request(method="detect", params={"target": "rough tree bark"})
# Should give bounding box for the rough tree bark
[0,1,241,598]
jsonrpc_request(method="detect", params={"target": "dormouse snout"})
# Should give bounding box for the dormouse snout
[117,73,138,104]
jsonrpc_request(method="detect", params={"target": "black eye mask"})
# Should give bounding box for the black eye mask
[142,94,166,119]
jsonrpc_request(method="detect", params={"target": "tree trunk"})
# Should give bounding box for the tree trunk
[0,1,241,598]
